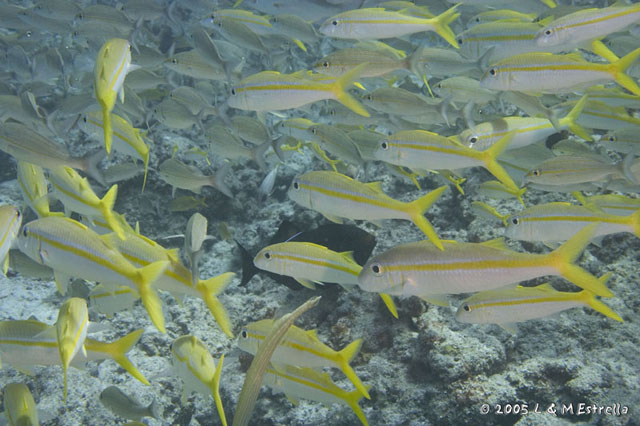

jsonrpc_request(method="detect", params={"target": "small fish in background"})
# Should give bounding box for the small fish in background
[0,205,22,275]
[456,279,622,333]
[171,335,227,426]
[168,196,207,213]
[3,383,39,426]
[89,284,138,318]
[258,163,279,201]
[56,297,89,402]
[94,38,139,154]
[99,385,159,422]
[238,319,370,399]
[184,212,210,285]
[158,158,233,198]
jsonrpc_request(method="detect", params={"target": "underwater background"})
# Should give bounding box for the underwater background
[0,0,639,425]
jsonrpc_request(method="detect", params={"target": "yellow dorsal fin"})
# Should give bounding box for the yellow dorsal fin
[480,237,509,251]
[533,282,555,292]
[364,181,384,192]
[306,329,320,340]
[339,251,356,263]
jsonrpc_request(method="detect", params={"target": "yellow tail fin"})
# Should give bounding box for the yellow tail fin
[197,272,235,337]
[407,185,448,250]
[560,95,592,141]
[100,184,126,240]
[338,338,369,399]
[141,148,150,193]
[345,386,371,426]
[332,63,370,117]
[612,47,640,96]
[630,209,640,238]
[136,260,170,333]
[481,131,519,192]
[427,5,460,49]
[85,329,150,385]
[380,293,398,319]
[209,354,227,426]
[549,224,613,297]
[579,273,622,321]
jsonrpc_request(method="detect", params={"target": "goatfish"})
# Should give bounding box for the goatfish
[601,128,640,154]
[79,111,150,191]
[56,297,89,402]
[3,383,39,426]
[99,386,159,422]
[89,284,138,317]
[456,280,622,332]
[17,217,169,332]
[171,335,226,426]
[287,171,447,250]
[535,3,640,49]
[263,364,370,426]
[358,224,613,302]
[313,42,413,78]
[101,230,234,337]
[227,64,369,117]
[318,5,460,49]
[524,155,635,187]
[0,320,149,385]
[459,95,591,151]
[48,166,125,240]
[477,180,526,206]
[504,202,640,243]
[17,162,60,219]
[377,130,519,192]
[480,49,640,96]
[238,319,369,399]
[0,205,22,275]
[253,242,362,290]
[94,38,139,154]
[0,122,105,186]
[573,192,640,216]
[158,159,233,199]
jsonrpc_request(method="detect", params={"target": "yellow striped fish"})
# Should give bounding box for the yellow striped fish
[94,38,139,154]
[358,224,613,300]
[287,171,447,250]
[17,217,169,332]
[456,280,622,331]
[17,162,61,219]
[480,48,640,95]
[238,319,370,399]
[0,205,21,275]
[56,297,89,402]
[3,383,39,426]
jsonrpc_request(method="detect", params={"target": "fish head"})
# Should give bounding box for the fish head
[16,222,44,265]
[358,255,404,295]
[201,12,216,28]
[226,84,245,110]
[503,214,529,241]
[318,15,354,39]
[455,300,479,323]
[0,205,22,241]
[479,64,508,91]
[237,325,261,355]
[373,137,401,163]
[56,297,89,367]
[312,58,339,77]
[459,129,481,149]
[286,175,312,209]
[535,25,562,47]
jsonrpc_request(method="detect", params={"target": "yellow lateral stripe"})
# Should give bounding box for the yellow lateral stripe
[272,253,361,276]
[86,117,146,156]
[388,142,479,159]
[0,214,19,247]
[235,83,330,94]
[0,338,58,348]
[385,257,543,272]
[120,252,192,287]
[497,64,607,73]
[72,313,89,349]
[519,214,628,225]
[266,367,342,397]
[299,182,402,211]
[556,7,640,32]
[246,331,333,360]
[338,18,430,25]
[478,122,552,141]
[472,295,577,309]
[50,181,98,210]
[107,50,129,94]
[465,34,535,42]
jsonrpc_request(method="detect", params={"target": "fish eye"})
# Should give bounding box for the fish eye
[16,210,21,219]
[22,227,28,237]
[457,38,462,45]
[76,12,83,20]
[462,303,471,312]
[532,169,540,176]
[371,264,383,275]
[489,68,497,76]
[264,251,271,260]
[381,141,388,150]
[436,83,442,89]
[365,94,372,101]
[511,217,519,225]
[544,29,552,36]
[231,88,236,95]
[72,30,79,37]
[332,20,338,26]
[293,180,300,190]
[171,58,178,64]
[469,136,477,145]
[475,18,480,23]
[323,61,329,68]
[241,330,247,338]
[25,31,32,38]
[311,127,317,135]
[608,136,615,142]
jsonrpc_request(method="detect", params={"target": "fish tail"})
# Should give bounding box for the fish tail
[549,224,613,297]
[148,397,160,419]
[103,108,113,154]
[136,260,170,333]
[331,63,370,117]
[83,149,107,187]
[196,272,235,337]
[345,386,371,426]
[380,293,398,319]
[338,338,370,399]
[630,209,640,238]
[209,354,228,426]
[580,283,622,322]
[87,329,150,385]
[516,187,526,207]
[482,131,519,192]
[141,149,149,193]
[612,47,640,96]
[560,95,592,141]
[212,163,234,198]
[100,184,126,240]
[427,4,460,49]
[236,239,260,286]
[407,186,447,250]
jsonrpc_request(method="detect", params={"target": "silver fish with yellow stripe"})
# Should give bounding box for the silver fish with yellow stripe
[56,297,89,402]
[0,205,21,275]
[17,217,169,332]
[3,383,39,426]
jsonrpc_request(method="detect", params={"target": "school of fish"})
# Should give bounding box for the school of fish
[0,0,639,424]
